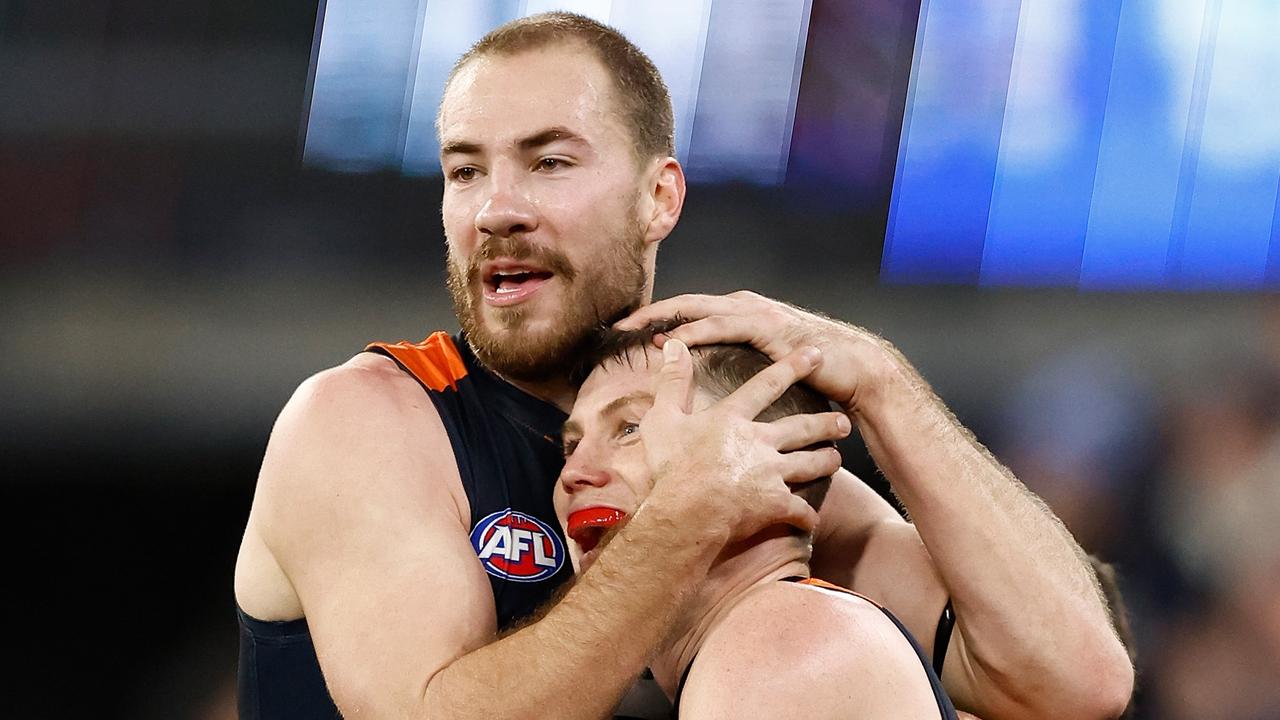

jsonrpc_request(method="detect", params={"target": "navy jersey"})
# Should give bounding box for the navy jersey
[238,331,573,719]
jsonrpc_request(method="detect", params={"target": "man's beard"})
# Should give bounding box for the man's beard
[446,221,647,384]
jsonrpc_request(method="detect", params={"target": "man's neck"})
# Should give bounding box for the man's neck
[503,375,578,413]
[649,528,812,699]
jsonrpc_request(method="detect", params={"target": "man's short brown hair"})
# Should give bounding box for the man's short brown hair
[444,11,676,161]
[576,318,834,512]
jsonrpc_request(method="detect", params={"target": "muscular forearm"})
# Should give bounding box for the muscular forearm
[422,497,722,720]
[854,346,1132,720]
[614,293,1133,717]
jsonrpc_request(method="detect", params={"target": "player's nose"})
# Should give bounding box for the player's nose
[559,457,610,493]
[474,167,537,237]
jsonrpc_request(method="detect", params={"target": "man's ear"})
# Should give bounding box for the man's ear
[642,157,686,245]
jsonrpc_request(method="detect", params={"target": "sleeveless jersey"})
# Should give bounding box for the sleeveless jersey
[670,577,959,720]
[237,331,573,719]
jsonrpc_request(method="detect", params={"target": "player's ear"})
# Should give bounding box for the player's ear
[641,156,685,245]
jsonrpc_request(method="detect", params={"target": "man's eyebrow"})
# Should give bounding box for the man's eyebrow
[560,390,655,438]
[518,127,589,152]
[562,418,582,439]
[441,128,587,160]
[599,391,655,418]
[440,140,482,157]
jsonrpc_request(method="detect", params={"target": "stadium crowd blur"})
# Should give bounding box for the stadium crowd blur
[3,1,1278,718]
[990,309,1280,719]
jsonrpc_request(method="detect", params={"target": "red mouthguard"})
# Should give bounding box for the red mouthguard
[566,507,627,552]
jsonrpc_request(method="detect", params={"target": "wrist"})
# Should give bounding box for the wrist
[631,486,731,565]
[844,336,909,417]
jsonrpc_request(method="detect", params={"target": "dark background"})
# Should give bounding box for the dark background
[3,1,1278,718]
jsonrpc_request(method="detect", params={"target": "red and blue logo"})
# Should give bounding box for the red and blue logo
[470,509,565,582]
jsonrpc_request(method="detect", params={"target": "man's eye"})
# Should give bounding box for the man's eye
[450,166,478,182]
[562,439,579,457]
[535,157,568,172]
[619,423,639,438]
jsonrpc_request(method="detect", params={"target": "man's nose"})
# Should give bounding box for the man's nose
[474,168,537,237]
[559,458,610,493]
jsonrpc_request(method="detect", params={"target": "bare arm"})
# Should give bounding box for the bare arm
[619,292,1134,720]
[243,345,843,719]
[852,341,1131,717]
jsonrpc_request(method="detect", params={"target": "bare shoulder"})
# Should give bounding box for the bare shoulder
[678,581,942,720]
[256,351,462,511]
[237,352,497,714]
[236,351,469,619]
[282,351,442,441]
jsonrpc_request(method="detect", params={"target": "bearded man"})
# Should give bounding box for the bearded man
[234,12,1133,720]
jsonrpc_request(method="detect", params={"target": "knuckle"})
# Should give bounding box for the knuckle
[787,354,810,374]
[764,374,788,395]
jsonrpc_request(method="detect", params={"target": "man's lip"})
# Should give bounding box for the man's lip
[481,274,551,306]
[566,507,627,552]
[479,258,555,307]
[480,258,551,283]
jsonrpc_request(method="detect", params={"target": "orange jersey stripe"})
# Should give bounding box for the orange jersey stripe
[366,332,468,392]
[796,577,885,609]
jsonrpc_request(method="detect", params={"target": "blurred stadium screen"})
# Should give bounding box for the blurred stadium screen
[301,0,813,184]
[883,0,1280,290]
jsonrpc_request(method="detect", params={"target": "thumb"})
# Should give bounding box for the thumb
[652,338,695,414]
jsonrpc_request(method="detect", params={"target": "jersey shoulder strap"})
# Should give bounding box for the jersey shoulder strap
[366,331,468,392]
[792,577,958,720]
[795,576,880,604]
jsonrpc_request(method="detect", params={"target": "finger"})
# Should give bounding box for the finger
[614,293,742,330]
[719,346,822,418]
[778,446,843,485]
[765,412,852,451]
[650,338,695,414]
[664,315,757,349]
[778,493,821,535]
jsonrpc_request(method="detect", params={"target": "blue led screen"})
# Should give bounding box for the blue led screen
[302,0,813,184]
[884,0,1280,290]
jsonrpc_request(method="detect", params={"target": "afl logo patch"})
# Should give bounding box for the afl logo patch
[470,509,565,582]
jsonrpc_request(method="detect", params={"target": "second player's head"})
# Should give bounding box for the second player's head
[555,320,834,571]
[437,12,684,384]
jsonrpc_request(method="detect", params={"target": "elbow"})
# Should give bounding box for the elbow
[1058,670,1133,720]
[981,629,1132,720]
[1084,648,1135,720]
[1024,640,1135,720]
[1072,627,1136,720]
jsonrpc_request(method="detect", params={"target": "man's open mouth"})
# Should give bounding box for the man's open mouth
[566,507,628,553]
[481,262,554,305]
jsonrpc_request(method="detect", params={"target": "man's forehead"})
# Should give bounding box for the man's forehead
[561,354,654,437]
[582,348,661,399]
[438,44,624,148]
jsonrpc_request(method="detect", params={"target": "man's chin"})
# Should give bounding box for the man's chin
[467,314,589,383]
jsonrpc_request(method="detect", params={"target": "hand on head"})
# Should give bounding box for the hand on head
[638,338,849,542]
[617,291,898,415]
